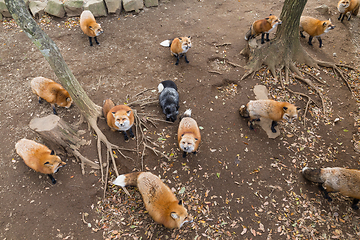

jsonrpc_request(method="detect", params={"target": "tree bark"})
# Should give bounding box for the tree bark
[5,0,101,120]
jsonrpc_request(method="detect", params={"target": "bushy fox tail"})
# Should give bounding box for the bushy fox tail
[112,172,142,187]
[160,39,172,47]
[102,99,115,118]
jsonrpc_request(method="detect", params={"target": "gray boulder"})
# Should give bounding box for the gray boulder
[0,0,11,18]
[123,0,143,13]
[144,0,158,8]
[45,0,65,18]
[84,0,107,17]
[104,0,122,14]
[315,5,329,15]
[64,0,84,17]
[29,1,47,18]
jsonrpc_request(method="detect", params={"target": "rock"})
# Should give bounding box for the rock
[315,5,329,15]
[64,0,84,17]
[123,0,143,13]
[84,0,107,17]
[104,0,122,14]
[0,0,11,18]
[0,12,2,21]
[29,1,47,18]
[45,0,65,18]
[144,0,158,8]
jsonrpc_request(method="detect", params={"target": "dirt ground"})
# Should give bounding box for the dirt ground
[1,0,360,239]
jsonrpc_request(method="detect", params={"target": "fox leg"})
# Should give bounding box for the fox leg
[318,183,332,202]
[122,131,129,142]
[94,37,100,45]
[338,13,343,21]
[265,33,270,42]
[175,55,180,65]
[184,54,189,63]
[249,119,260,130]
[317,37,322,48]
[38,96,43,104]
[129,128,135,139]
[88,37,93,46]
[261,33,266,44]
[51,104,58,115]
[347,14,352,21]
[182,151,187,158]
[307,36,313,46]
[300,31,306,38]
[47,174,57,184]
[271,121,278,133]
[351,199,359,210]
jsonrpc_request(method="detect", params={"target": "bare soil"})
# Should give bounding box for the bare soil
[1,0,359,239]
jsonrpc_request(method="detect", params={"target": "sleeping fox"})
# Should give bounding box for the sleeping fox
[239,99,300,133]
[15,139,66,184]
[112,172,193,229]
[302,166,360,210]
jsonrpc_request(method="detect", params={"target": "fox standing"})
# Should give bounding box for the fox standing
[112,172,193,229]
[15,139,66,184]
[160,37,192,65]
[245,14,282,44]
[178,109,201,158]
[299,16,335,48]
[302,166,360,210]
[80,10,104,46]
[31,77,72,115]
[239,99,300,133]
[337,0,360,22]
[158,80,180,122]
[103,99,135,141]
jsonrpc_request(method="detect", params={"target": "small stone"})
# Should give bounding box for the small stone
[333,53,337,57]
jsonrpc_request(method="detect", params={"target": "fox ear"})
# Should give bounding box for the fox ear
[188,36,191,39]
[265,17,270,20]
[179,37,182,41]
[171,212,179,220]
[283,106,288,111]
[50,150,55,155]
[178,200,183,205]
[127,110,131,117]
[112,112,116,118]
[296,107,301,111]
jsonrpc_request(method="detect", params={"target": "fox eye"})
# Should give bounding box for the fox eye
[44,161,50,165]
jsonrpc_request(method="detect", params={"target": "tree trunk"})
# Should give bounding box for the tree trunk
[5,0,102,120]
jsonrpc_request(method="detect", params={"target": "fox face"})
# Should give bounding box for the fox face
[89,23,103,37]
[322,20,335,33]
[46,150,67,173]
[266,15,282,29]
[57,89,72,108]
[180,36,192,53]
[282,106,300,123]
[339,0,350,8]
[113,110,132,131]
[179,134,198,153]
[168,200,193,229]
[165,105,179,122]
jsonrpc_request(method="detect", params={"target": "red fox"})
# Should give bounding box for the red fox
[178,109,201,158]
[160,36,192,65]
[31,77,72,115]
[80,10,104,46]
[103,99,135,141]
[112,172,193,229]
[245,14,282,44]
[239,99,300,133]
[299,16,335,48]
[302,167,360,210]
[337,0,360,22]
[15,139,66,184]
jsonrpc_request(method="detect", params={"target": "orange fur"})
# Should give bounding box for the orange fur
[112,172,192,229]
[102,99,134,132]
[15,139,66,175]
[170,37,192,56]
[80,10,103,38]
[337,0,360,21]
[177,110,201,155]
[300,16,335,37]
[245,15,282,42]
[31,77,72,114]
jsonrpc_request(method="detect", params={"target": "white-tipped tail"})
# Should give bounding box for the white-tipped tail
[157,83,164,93]
[183,109,192,117]
[244,36,248,40]
[160,40,171,47]
[112,175,126,187]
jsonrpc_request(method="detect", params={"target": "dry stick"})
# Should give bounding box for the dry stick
[143,142,171,160]
[334,67,353,95]
[303,98,311,127]
[140,100,158,107]
[215,43,231,47]
[208,70,222,75]
[103,150,110,198]
[336,64,358,71]
[132,88,155,99]
[97,138,104,183]
[227,61,244,68]
[141,146,146,171]
[299,69,326,85]
[127,97,155,106]
[317,61,353,94]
